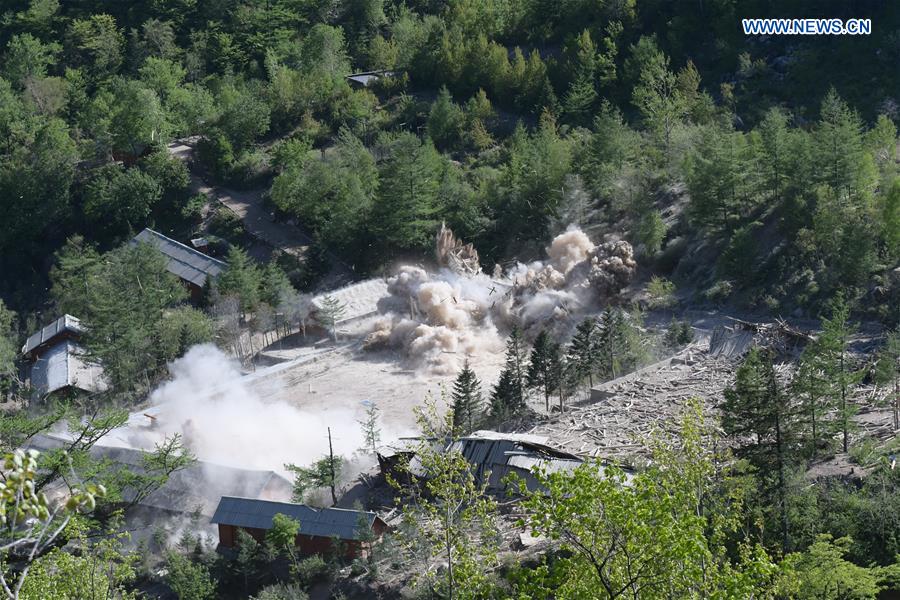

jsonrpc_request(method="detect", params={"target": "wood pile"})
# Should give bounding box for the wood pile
[525,350,739,463]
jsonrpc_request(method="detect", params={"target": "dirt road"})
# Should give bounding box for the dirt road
[167,139,314,258]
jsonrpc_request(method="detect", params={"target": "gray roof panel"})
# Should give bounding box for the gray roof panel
[211,496,377,540]
[132,229,226,288]
[23,315,84,356]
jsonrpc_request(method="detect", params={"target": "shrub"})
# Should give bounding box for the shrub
[647,276,676,309]
[295,554,331,585]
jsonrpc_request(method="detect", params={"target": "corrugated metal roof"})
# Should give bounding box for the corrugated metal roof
[132,229,226,288]
[26,436,293,516]
[211,496,377,540]
[29,340,106,396]
[22,315,84,356]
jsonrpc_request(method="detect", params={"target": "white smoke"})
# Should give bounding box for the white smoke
[366,226,636,374]
[102,345,389,475]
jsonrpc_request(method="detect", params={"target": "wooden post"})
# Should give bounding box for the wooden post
[328,427,337,506]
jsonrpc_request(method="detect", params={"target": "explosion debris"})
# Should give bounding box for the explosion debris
[365,225,637,373]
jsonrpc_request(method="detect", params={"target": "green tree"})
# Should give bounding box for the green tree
[158,306,214,361]
[874,328,900,432]
[358,401,382,454]
[882,179,900,264]
[0,300,17,389]
[396,396,499,600]
[428,86,464,150]
[65,14,124,81]
[270,130,376,259]
[722,347,798,552]
[787,535,881,599]
[815,88,876,202]
[285,455,344,505]
[813,295,861,453]
[2,34,59,88]
[490,327,527,421]
[496,113,572,245]
[165,552,216,600]
[595,308,644,380]
[0,119,78,261]
[108,79,168,157]
[266,513,301,563]
[686,123,752,232]
[526,330,562,412]
[561,30,598,125]
[566,317,598,388]
[370,132,444,259]
[451,360,482,434]
[20,524,138,600]
[517,404,784,598]
[51,241,188,390]
[630,37,687,167]
[217,246,262,316]
[315,295,346,342]
[0,449,106,599]
[233,529,261,593]
[755,107,791,208]
[83,165,163,237]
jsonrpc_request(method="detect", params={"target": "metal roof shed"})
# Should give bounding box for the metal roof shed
[22,314,85,358]
[132,228,226,289]
[211,496,387,559]
[211,496,380,540]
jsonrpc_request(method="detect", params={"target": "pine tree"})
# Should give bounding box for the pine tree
[811,295,861,453]
[358,401,381,454]
[721,347,797,552]
[217,246,262,316]
[489,368,520,424]
[505,326,527,400]
[567,317,598,388]
[874,329,900,432]
[595,308,643,381]
[490,328,527,422]
[451,360,482,434]
[316,295,346,342]
[526,330,561,412]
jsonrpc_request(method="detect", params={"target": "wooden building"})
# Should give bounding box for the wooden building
[211,496,387,560]
[132,228,226,302]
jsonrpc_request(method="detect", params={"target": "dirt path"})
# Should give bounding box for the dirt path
[167,139,314,257]
[167,139,355,290]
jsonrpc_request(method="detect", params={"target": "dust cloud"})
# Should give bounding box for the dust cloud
[365,226,636,373]
[102,345,389,474]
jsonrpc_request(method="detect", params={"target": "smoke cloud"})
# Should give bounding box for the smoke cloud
[365,226,636,373]
[102,345,386,475]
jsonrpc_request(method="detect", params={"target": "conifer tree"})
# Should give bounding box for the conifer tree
[489,328,528,422]
[595,308,644,380]
[812,294,861,453]
[451,360,482,434]
[358,401,381,454]
[567,317,598,389]
[526,330,561,412]
[874,329,900,432]
[217,246,262,316]
[792,346,830,458]
[721,347,797,552]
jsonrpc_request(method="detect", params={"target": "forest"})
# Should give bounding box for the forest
[0,0,899,598]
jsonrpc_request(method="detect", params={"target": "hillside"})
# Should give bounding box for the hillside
[0,1,899,599]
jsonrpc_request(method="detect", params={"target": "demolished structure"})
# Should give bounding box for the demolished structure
[365,225,637,373]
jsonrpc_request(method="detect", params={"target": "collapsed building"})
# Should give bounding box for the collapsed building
[378,430,595,494]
